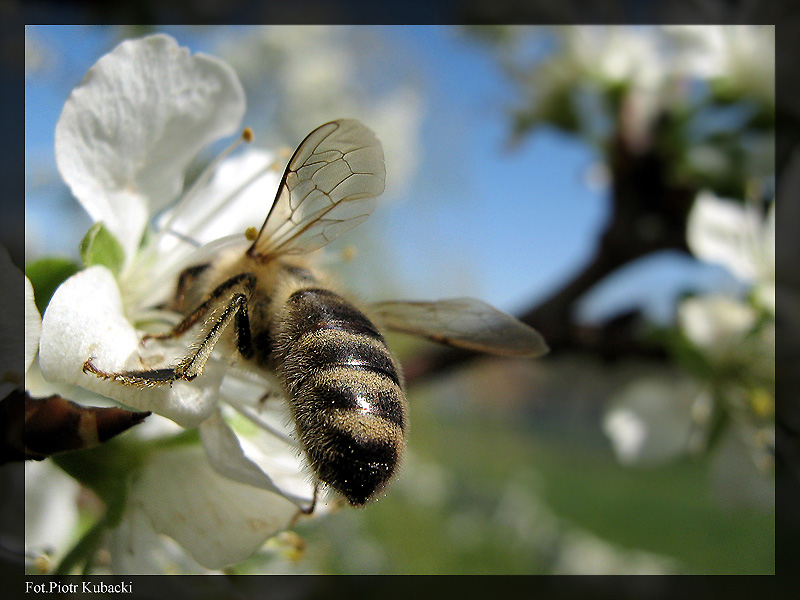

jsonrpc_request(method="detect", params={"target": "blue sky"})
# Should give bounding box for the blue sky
[25,25,735,324]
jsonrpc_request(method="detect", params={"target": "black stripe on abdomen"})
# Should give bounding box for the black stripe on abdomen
[286,288,384,341]
[303,369,405,428]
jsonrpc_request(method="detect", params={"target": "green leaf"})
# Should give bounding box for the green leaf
[79,222,125,275]
[25,258,81,314]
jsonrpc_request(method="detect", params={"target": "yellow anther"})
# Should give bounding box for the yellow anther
[34,554,50,574]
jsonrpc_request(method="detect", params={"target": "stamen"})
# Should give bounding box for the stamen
[157,128,255,244]
[161,228,201,248]
[245,227,258,241]
[181,154,284,240]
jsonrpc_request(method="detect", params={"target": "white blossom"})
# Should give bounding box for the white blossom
[665,25,775,107]
[687,191,775,313]
[561,26,665,90]
[216,26,423,196]
[604,191,775,472]
[34,33,322,572]
[603,376,706,466]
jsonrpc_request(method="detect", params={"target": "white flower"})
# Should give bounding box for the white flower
[521,27,671,146]
[54,34,245,267]
[687,191,775,313]
[678,295,757,362]
[563,26,665,90]
[605,190,775,471]
[35,34,320,571]
[111,440,301,572]
[603,376,708,466]
[665,26,775,107]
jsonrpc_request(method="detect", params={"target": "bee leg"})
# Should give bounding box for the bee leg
[302,484,319,515]
[82,360,189,388]
[143,273,256,343]
[290,484,319,526]
[84,274,257,388]
[172,263,210,313]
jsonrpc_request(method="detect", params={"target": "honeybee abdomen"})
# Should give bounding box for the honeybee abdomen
[276,288,407,505]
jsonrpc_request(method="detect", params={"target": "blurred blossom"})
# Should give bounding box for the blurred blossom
[396,452,452,508]
[553,529,677,575]
[603,376,706,466]
[560,26,665,89]
[678,295,758,363]
[605,188,775,478]
[492,25,773,202]
[508,26,678,142]
[665,25,775,107]
[29,33,325,573]
[687,191,775,313]
[493,473,676,574]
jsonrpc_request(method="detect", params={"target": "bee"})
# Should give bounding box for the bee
[83,119,548,508]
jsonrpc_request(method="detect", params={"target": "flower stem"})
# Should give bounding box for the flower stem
[54,517,108,575]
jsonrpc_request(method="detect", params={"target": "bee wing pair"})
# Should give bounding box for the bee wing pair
[248,119,548,359]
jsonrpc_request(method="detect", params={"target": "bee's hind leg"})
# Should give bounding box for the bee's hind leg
[290,484,319,527]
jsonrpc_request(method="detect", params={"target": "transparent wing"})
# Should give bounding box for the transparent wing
[371,298,549,358]
[248,119,385,259]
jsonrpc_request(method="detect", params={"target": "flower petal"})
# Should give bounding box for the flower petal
[199,409,314,507]
[25,460,81,568]
[129,444,299,569]
[603,377,702,466]
[55,34,245,260]
[687,191,758,281]
[158,148,280,252]
[135,148,280,305]
[25,275,42,374]
[678,295,756,359]
[38,266,218,427]
[0,245,33,396]
[109,507,216,574]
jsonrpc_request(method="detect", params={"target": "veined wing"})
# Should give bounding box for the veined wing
[371,298,549,358]
[248,119,385,260]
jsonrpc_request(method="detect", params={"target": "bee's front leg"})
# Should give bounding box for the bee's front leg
[84,274,257,387]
